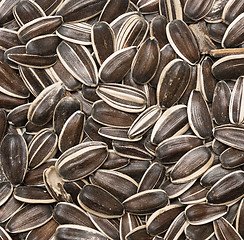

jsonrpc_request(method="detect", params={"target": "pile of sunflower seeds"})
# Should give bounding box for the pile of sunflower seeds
[0,0,244,239]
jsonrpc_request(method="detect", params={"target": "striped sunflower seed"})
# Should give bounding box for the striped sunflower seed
[35,0,64,16]
[220,148,244,169]
[17,16,63,43]
[28,82,65,126]
[185,222,214,240]
[185,203,228,225]
[0,0,20,24]
[0,28,22,50]
[91,21,115,65]
[166,19,200,65]
[212,139,228,155]
[170,145,214,184]
[5,204,53,233]
[125,225,153,240]
[151,105,189,145]
[206,170,244,205]
[123,189,169,215]
[55,141,108,181]
[56,22,92,45]
[90,169,138,202]
[157,59,191,108]
[96,83,147,113]
[4,45,26,69]
[0,182,12,206]
[55,224,107,240]
[0,92,27,110]
[161,0,183,22]
[0,133,27,186]
[78,184,124,218]
[137,0,159,14]
[131,37,160,85]
[57,41,98,87]
[0,226,12,240]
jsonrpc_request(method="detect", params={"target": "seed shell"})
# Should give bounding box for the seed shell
[35,0,64,16]
[0,226,12,240]
[125,225,153,240]
[220,148,244,169]
[185,222,214,240]
[0,182,12,206]
[0,28,22,50]
[162,0,183,22]
[0,0,20,24]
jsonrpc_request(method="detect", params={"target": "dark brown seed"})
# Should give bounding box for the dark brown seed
[28,82,65,126]
[207,170,244,205]
[0,29,22,50]
[212,81,231,125]
[53,202,95,228]
[156,135,202,164]
[13,0,45,26]
[26,34,61,56]
[157,59,191,108]
[91,21,115,65]
[90,169,138,202]
[184,0,215,21]
[82,85,100,103]
[0,109,7,142]
[4,45,25,70]
[0,61,29,98]
[214,217,243,240]
[35,0,63,16]
[25,219,59,240]
[0,133,27,185]
[170,146,214,183]
[220,148,244,168]
[236,198,244,238]
[17,16,63,43]
[126,225,154,240]
[0,195,24,223]
[212,55,244,80]
[185,223,214,240]
[207,22,228,43]
[92,100,138,128]
[131,37,160,84]
[137,0,159,13]
[0,182,12,206]
[0,0,20,24]
[56,0,107,22]
[185,203,228,225]
[5,204,53,233]
[123,189,169,215]
[150,15,168,49]
[13,186,55,203]
[200,164,237,189]
[56,141,108,181]
[212,139,228,155]
[146,205,185,236]
[78,184,124,218]
[99,46,137,83]
[55,225,107,240]
[162,0,183,22]
[166,19,200,64]
[187,90,213,139]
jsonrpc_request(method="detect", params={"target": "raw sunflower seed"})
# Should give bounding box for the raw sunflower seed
[56,22,92,45]
[187,90,213,139]
[56,0,107,23]
[5,204,53,233]
[0,182,12,206]
[125,225,153,240]
[35,0,63,16]
[17,16,63,43]
[0,92,27,110]
[78,184,124,218]
[0,0,20,24]
[0,28,22,50]
[170,145,214,184]
[156,59,191,108]
[137,0,159,13]
[96,83,147,113]
[4,45,26,69]
[185,222,214,240]
[161,0,183,22]
[0,133,27,185]
[207,170,244,205]
[55,141,108,181]
[57,41,98,87]
[91,21,115,65]
[220,147,244,169]
[123,189,169,215]
[166,19,200,65]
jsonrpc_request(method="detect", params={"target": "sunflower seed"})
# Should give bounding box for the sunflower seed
[220,148,244,169]
[0,29,22,50]
[236,198,244,238]
[91,21,115,65]
[13,0,46,26]
[78,184,124,218]
[98,46,137,83]
[56,141,108,181]
[0,133,27,185]
[212,54,244,80]
[0,182,12,206]
[56,0,107,23]
[222,0,244,25]
[185,222,214,240]
[17,16,63,43]
[131,37,160,84]
[5,204,53,233]
[170,145,214,184]
[35,0,63,16]
[0,92,27,110]
[0,226,12,240]
[207,22,228,44]
[161,0,183,21]
[126,225,153,240]
[137,0,159,13]
[123,189,169,215]
[213,217,243,240]
[55,224,107,240]
[157,59,191,108]
[151,105,189,145]
[0,0,20,24]
[53,202,95,228]
[156,135,202,164]
[146,204,185,236]
[13,186,55,204]
[207,170,244,205]
[200,164,237,189]
[166,19,200,65]
[57,41,98,87]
